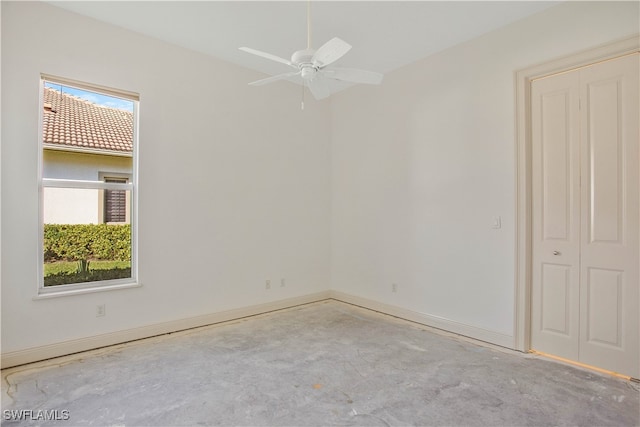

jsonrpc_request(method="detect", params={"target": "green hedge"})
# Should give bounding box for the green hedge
[44,224,131,262]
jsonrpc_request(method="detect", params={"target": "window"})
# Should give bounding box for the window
[39,76,138,294]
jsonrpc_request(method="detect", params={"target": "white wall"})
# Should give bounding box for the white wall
[1,2,331,355]
[330,1,639,341]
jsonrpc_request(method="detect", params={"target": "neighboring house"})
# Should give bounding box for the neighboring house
[42,86,133,224]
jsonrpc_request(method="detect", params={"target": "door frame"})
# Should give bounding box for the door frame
[514,35,639,352]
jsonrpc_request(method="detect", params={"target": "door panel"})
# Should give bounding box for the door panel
[542,91,572,241]
[531,71,581,361]
[540,263,572,336]
[579,54,639,377]
[586,78,623,243]
[585,267,623,348]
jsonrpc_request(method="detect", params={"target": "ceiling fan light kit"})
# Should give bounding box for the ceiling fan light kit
[239,3,383,105]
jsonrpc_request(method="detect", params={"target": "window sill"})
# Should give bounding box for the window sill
[33,281,142,300]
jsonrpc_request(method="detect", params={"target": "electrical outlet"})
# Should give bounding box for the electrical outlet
[392,283,398,293]
[96,304,106,317]
[281,278,286,287]
[266,280,271,290]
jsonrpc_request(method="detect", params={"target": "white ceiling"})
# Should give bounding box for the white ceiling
[48,1,559,93]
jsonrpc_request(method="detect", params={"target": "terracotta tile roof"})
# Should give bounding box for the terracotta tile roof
[43,87,133,154]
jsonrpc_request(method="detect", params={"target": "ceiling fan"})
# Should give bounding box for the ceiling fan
[239,2,383,103]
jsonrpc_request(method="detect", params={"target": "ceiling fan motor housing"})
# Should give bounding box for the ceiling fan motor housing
[292,49,318,80]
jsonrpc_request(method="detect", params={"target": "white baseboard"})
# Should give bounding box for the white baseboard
[2,290,515,369]
[1,291,331,369]
[328,290,515,349]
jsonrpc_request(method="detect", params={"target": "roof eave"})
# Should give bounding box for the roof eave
[43,143,133,158]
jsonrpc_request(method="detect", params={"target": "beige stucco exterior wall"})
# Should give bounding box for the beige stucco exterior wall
[43,149,132,224]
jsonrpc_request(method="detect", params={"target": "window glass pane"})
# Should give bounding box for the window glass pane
[41,79,136,290]
[43,187,132,287]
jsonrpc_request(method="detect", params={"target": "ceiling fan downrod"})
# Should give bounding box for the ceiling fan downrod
[307,0,312,50]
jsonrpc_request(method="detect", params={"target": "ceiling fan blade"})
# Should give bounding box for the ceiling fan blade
[306,76,331,100]
[312,37,351,68]
[239,47,295,67]
[248,71,301,86]
[323,68,384,85]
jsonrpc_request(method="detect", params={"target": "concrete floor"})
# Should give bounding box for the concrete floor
[2,300,639,426]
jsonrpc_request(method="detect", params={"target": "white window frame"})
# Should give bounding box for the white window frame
[37,75,140,298]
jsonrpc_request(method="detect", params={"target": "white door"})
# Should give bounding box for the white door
[531,53,639,378]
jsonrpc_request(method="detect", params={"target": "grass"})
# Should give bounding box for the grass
[44,260,132,287]
[44,260,131,276]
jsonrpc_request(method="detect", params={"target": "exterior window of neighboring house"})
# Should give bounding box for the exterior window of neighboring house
[39,76,138,294]
[105,178,128,223]
[98,172,132,224]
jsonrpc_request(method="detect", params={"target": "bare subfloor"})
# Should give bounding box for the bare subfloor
[2,300,639,426]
